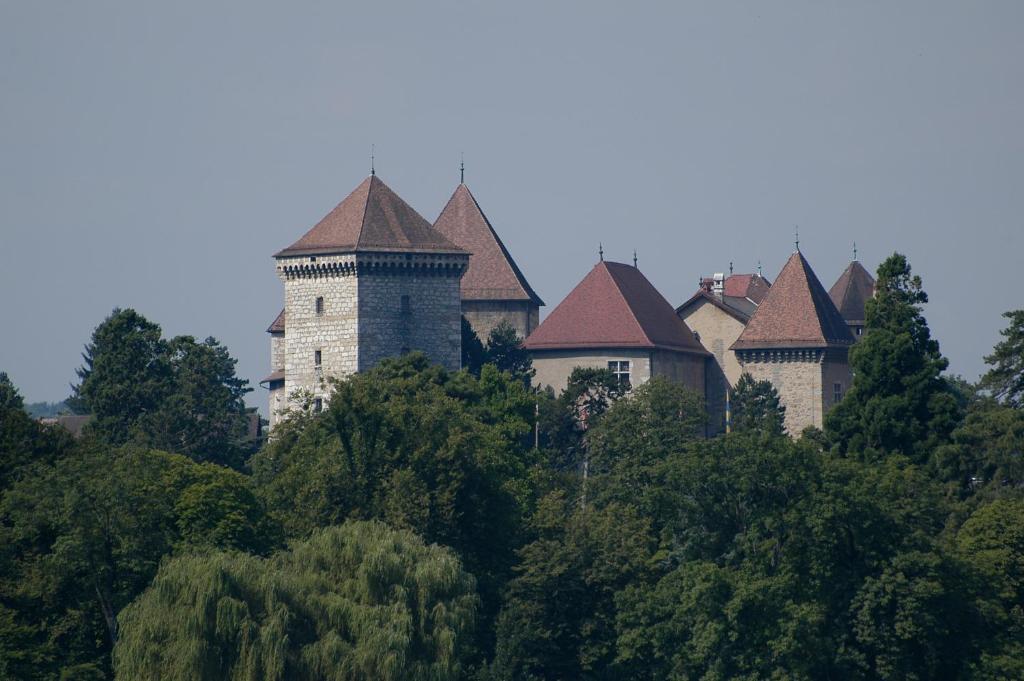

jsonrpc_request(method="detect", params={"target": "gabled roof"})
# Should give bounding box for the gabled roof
[267,309,285,334]
[275,175,465,257]
[732,251,853,350]
[724,273,772,303]
[433,183,544,305]
[676,289,754,324]
[524,261,708,354]
[829,260,876,325]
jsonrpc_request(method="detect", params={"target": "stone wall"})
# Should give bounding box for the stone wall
[268,384,286,428]
[463,300,540,343]
[736,349,830,435]
[270,331,285,372]
[680,300,746,432]
[650,349,706,396]
[822,348,853,414]
[358,271,462,372]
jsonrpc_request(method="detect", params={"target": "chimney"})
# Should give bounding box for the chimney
[712,272,725,298]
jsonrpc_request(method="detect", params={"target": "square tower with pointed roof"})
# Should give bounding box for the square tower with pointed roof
[731,250,853,434]
[266,174,468,426]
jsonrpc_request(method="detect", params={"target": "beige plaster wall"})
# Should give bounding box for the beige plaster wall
[680,300,746,432]
[463,300,540,342]
[531,349,652,394]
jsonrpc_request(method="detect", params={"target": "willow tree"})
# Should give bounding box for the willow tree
[114,521,478,681]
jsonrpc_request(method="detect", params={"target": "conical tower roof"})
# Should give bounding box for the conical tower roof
[433,183,544,305]
[732,251,853,350]
[275,175,464,257]
[829,260,876,326]
[524,261,707,354]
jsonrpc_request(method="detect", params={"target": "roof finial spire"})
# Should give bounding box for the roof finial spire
[853,241,858,261]
[460,152,464,184]
[599,242,604,262]
[371,144,375,176]
[757,260,762,276]
[633,250,638,268]
[794,225,800,252]
[729,261,734,276]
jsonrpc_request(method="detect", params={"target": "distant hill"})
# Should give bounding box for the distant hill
[24,401,68,418]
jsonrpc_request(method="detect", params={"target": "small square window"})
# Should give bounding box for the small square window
[833,382,843,404]
[314,350,322,367]
[315,297,324,315]
[314,398,323,413]
[856,326,863,336]
[608,360,631,386]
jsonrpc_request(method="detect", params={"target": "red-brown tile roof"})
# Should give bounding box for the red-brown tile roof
[433,184,544,305]
[524,261,708,354]
[275,175,465,257]
[267,309,285,334]
[260,370,285,385]
[724,273,772,303]
[732,251,853,349]
[829,260,876,325]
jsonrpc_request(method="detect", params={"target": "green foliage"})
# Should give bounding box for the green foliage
[69,309,252,468]
[0,372,74,490]
[981,309,1024,407]
[933,401,1024,498]
[113,521,479,681]
[462,316,487,377]
[826,253,962,463]
[730,371,786,436]
[0,446,277,678]
[485,321,534,385]
[251,353,537,663]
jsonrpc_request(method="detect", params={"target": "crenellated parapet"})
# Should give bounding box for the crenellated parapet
[276,251,468,281]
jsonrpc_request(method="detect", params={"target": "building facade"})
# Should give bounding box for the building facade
[524,260,708,396]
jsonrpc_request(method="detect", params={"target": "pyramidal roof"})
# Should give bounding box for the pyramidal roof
[732,251,853,350]
[524,261,708,354]
[275,175,465,257]
[267,309,285,333]
[829,260,876,325]
[433,183,544,305]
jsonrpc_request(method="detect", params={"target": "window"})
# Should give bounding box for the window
[314,350,322,367]
[315,296,324,315]
[608,360,631,386]
[400,294,411,316]
[314,398,323,413]
[833,382,843,404]
[856,326,863,336]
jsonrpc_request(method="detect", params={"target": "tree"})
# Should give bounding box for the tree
[491,498,656,680]
[250,353,536,664]
[826,253,962,463]
[980,310,1024,407]
[134,335,253,469]
[0,446,277,678]
[113,521,479,681]
[0,372,72,489]
[69,308,170,442]
[68,309,252,467]
[462,316,486,377]
[485,321,534,385]
[730,372,786,436]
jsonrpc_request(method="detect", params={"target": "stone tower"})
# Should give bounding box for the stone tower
[731,250,854,434]
[433,182,543,341]
[266,174,468,426]
[829,259,876,341]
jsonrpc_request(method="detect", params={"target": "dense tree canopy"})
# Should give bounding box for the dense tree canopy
[113,521,478,681]
[4,276,1024,680]
[68,309,253,468]
[980,309,1024,408]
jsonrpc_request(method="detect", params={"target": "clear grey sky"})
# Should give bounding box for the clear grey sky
[2,1,1021,408]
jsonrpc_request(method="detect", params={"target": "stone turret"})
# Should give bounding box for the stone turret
[433,182,543,341]
[268,174,468,426]
[731,250,853,434]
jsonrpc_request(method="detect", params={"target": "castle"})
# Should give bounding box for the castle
[264,172,875,435]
